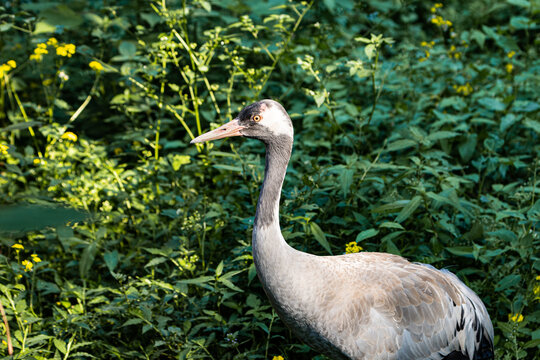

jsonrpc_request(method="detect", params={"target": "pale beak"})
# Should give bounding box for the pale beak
[190,119,245,144]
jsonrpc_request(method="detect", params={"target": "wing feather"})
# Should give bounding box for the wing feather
[307,253,493,359]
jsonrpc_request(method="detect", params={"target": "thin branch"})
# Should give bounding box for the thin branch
[0,298,13,355]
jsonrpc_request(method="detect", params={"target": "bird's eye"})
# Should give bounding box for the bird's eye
[253,115,262,122]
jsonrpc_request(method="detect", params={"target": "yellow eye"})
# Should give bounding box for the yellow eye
[253,115,262,122]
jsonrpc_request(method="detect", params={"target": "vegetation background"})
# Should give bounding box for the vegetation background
[0,0,539,359]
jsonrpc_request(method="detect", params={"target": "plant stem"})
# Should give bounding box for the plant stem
[264,310,276,360]
[256,1,314,98]
[366,50,380,126]
[8,81,43,158]
[0,298,13,355]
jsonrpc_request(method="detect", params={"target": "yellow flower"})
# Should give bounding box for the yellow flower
[0,63,11,74]
[47,37,58,46]
[0,143,8,155]
[56,46,67,56]
[534,284,540,296]
[419,50,430,62]
[22,260,33,272]
[7,60,16,69]
[506,63,513,74]
[272,356,284,360]
[507,51,515,58]
[345,241,362,254]
[89,61,104,71]
[455,83,473,96]
[56,44,76,57]
[454,52,461,59]
[31,254,42,263]
[29,54,43,62]
[431,16,452,27]
[536,275,540,281]
[61,132,78,142]
[508,313,524,323]
[430,4,442,13]
[114,147,123,155]
[34,43,48,55]
[65,44,76,53]
[12,243,24,250]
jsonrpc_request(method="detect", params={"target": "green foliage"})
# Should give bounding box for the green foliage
[0,0,539,359]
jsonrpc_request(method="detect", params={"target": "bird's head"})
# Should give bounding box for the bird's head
[190,99,293,145]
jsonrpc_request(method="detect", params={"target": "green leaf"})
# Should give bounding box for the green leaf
[495,274,521,291]
[471,29,486,47]
[364,44,376,59]
[122,318,143,327]
[103,251,118,272]
[54,339,67,354]
[219,278,243,292]
[524,339,540,349]
[371,200,408,214]
[395,196,422,223]
[323,0,336,12]
[171,154,191,170]
[0,121,42,132]
[386,139,417,152]
[385,238,401,255]
[446,246,474,258]
[379,222,405,230]
[0,204,87,234]
[216,261,224,277]
[500,113,519,132]
[248,263,257,284]
[213,164,243,172]
[507,0,530,7]
[355,228,379,242]
[340,168,354,197]
[80,242,98,279]
[145,257,168,268]
[510,16,532,29]
[310,222,332,254]
[426,131,459,142]
[40,5,84,28]
[478,97,506,111]
[458,134,477,162]
[177,276,213,285]
[313,89,327,108]
[119,41,137,58]
[523,118,540,134]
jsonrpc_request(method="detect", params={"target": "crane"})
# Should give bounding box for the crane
[191,99,494,360]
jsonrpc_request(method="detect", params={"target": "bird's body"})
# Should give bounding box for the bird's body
[192,99,494,360]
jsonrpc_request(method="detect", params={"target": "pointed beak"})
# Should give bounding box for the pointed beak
[190,119,246,144]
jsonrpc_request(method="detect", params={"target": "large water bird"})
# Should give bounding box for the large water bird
[191,99,494,360]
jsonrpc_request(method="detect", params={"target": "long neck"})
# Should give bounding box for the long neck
[253,136,292,230]
[252,135,305,318]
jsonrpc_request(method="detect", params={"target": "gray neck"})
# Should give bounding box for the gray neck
[254,135,293,229]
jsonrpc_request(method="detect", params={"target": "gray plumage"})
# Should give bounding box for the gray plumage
[191,99,494,360]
